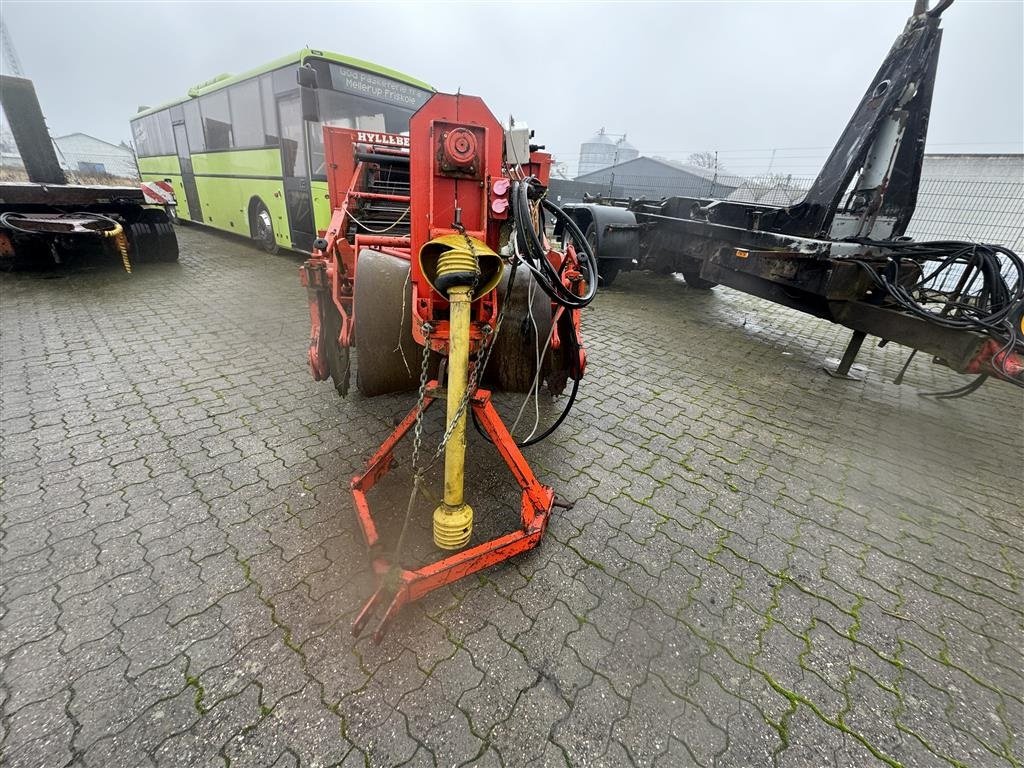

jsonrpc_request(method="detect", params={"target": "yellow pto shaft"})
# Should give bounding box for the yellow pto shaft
[433,283,474,549]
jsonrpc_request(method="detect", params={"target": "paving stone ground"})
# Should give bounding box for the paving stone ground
[1,225,1021,768]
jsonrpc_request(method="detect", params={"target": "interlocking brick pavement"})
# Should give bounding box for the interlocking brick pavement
[1,226,1021,767]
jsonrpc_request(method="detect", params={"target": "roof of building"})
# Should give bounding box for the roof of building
[920,153,1023,183]
[582,129,616,146]
[726,180,806,206]
[53,133,131,151]
[923,153,1023,159]
[132,48,434,120]
[576,155,746,188]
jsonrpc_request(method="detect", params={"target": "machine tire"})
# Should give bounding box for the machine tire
[584,223,619,287]
[486,270,554,393]
[251,201,279,254]
[126,219,155,262]
[598,259,621,287]
[682,270,717,290]
[140,209,179,262]
[323,301,351,397]
[354,249,425,397]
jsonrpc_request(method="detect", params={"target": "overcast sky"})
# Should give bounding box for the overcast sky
[3,0,1022,177]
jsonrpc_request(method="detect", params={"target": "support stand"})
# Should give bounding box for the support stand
[824,330,868,380]
[349,384,555,643]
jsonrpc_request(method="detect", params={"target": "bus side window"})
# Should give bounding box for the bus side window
[229,80,263,149]
[260,74,278,146]
[131,118,150,157]
[201,90,232,150]
[132,112,174,157]
[184,100,205,152]
[153,111,174,155]
[278,96,304,178]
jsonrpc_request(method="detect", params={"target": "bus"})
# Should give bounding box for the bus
[130,49,432,253]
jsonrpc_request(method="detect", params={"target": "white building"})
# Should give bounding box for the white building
[577,129,639,177]
[52,133,139,179]
[907,154,1023,250]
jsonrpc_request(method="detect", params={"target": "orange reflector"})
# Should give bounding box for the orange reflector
[736,249,749,259]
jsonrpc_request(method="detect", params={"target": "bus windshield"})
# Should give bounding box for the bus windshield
[307,59,431,178]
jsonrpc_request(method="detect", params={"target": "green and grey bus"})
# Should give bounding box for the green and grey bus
[131,49,432,253]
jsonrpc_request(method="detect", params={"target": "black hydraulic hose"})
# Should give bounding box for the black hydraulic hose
[470,177,593,447]
[850,239,1024,385]
[471,375,580,448]
[511,178,599,309]
[518,376,579,447]
[852,240,1024,333]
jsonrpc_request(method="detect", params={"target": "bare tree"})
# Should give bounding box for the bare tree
[686,151,721,171]
[750,172,791,190]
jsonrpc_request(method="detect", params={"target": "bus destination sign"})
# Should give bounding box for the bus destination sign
[332,65,430,110]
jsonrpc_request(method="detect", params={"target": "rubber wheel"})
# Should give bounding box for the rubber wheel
[598,259,621,286]
[581,223,616,287]
[322,301,351,397]
[252,202,279,254]
[486,269,554,393]
[682,270,717,290]
[127,209,179,263]
[354,249,424,397]
[126,220,154,262]
[140,209,179,261]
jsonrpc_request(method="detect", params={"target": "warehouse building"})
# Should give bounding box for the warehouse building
[574,156,744,199]
[907,154,1023,250]
[554,155,744,203]
[53,133,138,180]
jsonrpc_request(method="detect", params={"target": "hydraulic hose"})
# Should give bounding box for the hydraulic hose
[511,178,599,309]
[851,239,1024,384]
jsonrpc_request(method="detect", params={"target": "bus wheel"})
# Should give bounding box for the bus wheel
[251,202,278,254]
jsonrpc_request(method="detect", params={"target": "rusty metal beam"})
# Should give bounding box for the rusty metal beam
[0,75,66,185]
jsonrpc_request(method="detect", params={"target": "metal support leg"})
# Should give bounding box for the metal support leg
[824,330,867,380]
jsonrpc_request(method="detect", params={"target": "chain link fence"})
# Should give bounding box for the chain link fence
[53,145,140,185]
[549,172,1024,252]
[1,138,140,186]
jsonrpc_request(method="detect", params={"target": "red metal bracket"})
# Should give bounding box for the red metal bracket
[349,384,555,643]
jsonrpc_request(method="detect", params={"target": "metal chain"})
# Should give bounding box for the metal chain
[432,320,499,459]
[392,322,434,566]
[409,322,434,472]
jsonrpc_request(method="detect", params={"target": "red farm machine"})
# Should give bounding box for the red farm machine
[0,75,178,270]
[300,91,597,641]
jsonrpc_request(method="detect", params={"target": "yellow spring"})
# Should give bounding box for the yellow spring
[115,232,131,274]
[101,222,131,273]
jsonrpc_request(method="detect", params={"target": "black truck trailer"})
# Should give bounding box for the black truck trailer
[564,0,1023,390]
[0,75,177,270]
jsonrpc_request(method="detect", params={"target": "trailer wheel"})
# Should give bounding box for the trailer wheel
[581,223,620,287]
[128,209,179,263]
[250,201,279,254]
[681,270,717,290]
[598,260,621,286]
[142,209,179,261]
[354,249,426,397]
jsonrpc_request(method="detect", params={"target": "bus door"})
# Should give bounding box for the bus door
[277,93,315,252]
[172,122,203,222]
